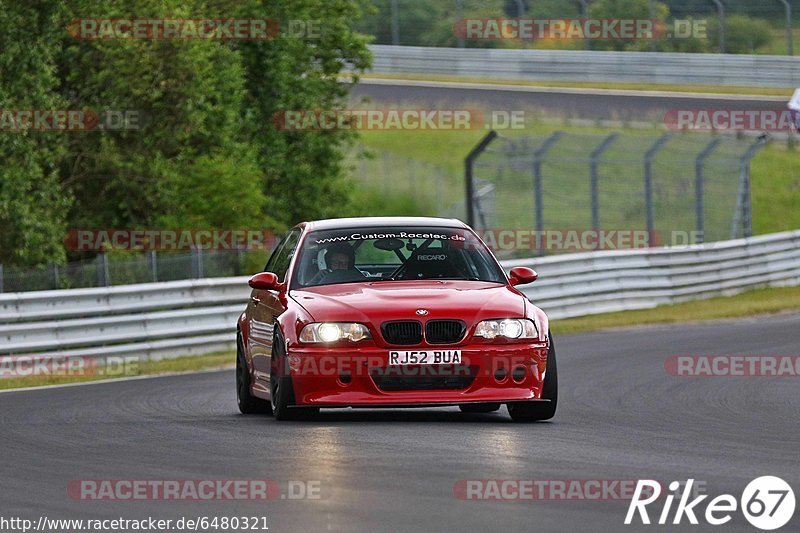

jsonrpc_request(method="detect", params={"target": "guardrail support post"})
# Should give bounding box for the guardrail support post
[465,130,499,228]
[695,137,723,244]
[644,133,672,240]
[96,253,109,287]
[192,248,204,279]
[590,133,620,232]
[149,250,158,282]
[533,132,565,238]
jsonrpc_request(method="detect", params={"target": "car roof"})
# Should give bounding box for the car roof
[301,217,469,232]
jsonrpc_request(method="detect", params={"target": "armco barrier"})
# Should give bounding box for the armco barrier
[1,230,799,361]
[368,45,800,88]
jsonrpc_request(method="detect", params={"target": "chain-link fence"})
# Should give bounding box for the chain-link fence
[0,250,252,293]
[348,146,465,217]
[465,131,768,256]
[349,131,767,256]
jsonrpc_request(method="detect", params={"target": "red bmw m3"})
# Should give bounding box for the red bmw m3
[236,217,556,422]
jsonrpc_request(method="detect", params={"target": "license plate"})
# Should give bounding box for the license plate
[388,350,462,365]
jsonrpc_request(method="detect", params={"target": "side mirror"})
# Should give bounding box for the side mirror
[508,266,538,286]
[248,272,282,291]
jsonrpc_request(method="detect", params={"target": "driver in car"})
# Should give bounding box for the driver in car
[310,243,366,285]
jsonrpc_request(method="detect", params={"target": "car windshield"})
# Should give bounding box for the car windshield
[291,227,507,288]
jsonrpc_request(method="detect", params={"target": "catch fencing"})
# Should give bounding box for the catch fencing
[465,131,768,255]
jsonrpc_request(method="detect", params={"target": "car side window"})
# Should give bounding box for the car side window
[264,231,290,273]
[269,228,302,283]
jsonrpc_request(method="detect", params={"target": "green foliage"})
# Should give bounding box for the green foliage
[707,15,774,54]
[235,0,372,226]
[0,1,70,266]
[0,0,371,268]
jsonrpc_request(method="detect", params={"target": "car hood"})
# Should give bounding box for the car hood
[290,280,526,325]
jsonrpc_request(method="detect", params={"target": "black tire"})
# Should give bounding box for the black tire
[236,333,272,415]
[270,328,319,421]
[507,333,558,422]
[459,403,502,413]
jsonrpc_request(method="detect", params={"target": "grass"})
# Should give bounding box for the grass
[751,145,800,234]
[359,72,796,98]
[0,351,233,391]
[553,285,800,335]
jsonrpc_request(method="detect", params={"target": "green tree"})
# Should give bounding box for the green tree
[58,0,268,235]
[0,1,70,267]
[236,0,372,226]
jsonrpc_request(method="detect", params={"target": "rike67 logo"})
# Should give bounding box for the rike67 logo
[626,477,795,530]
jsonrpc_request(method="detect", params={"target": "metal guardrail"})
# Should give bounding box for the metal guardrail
[1,230,799,360]
[369,45,800,88]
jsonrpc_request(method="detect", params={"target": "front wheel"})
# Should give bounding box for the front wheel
[507,333,558,422]
[270,328,319,421]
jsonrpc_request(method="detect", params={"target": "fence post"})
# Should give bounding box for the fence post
[578,0,591,50]
[52,264,59,289]
[732,136,769,239]
[590,133,620,232]
[711,0,725,53]
[464,130,498,227]
[778,0,793,56]
[532,132,565,238]
[383,152,391,196]
[0,264,4,293]
[96,253,109,286]
[390,0,400,45]
[644,134,672,240]
[695,138,723,244]
[456,0,465,48]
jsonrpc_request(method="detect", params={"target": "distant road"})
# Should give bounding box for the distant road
[351,78,789,122]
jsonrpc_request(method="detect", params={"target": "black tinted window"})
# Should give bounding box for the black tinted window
[268,228,302,282]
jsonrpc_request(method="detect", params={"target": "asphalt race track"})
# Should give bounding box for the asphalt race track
[2,314,798,532]
[351,79,788,122]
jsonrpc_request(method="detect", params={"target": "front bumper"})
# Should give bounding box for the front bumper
[286,342,549,407]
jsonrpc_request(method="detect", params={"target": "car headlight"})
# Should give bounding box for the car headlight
[299,322,372,343]
[474,319,538,340]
